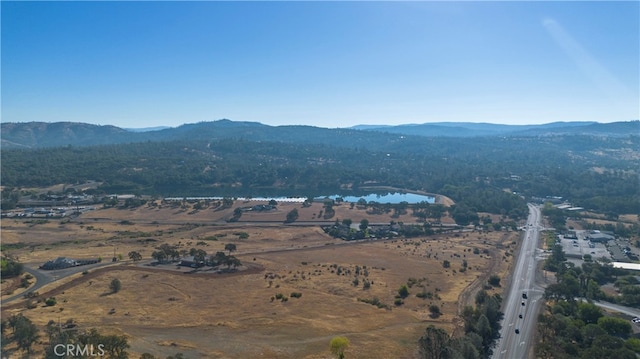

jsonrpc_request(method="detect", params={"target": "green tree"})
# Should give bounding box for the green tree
[78,328,129,359]
[210,251,227,267]
[475,314,493,353]
[598,316,632,338]
[224,255,242,270]
[224,243,237,256]
[418,325,449,359]
[398,284,410,299]
[193,249,207,267]
[488,275,501,287]
[151,250,167,263]
[625,337,640,353]
[577,302,603,324]
[0,255,24,278]
[429,304,441,318]
[11,314,39,353]
[359,219,369,231]
[330,336,350,359]
[128,251,142,262]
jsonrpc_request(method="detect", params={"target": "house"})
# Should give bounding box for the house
[178,256,204,268]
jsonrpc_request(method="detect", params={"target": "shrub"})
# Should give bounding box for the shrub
[363,280,371,290]
[45,297,57,306]
[417,290,433,299]
[109,278,122,293]
[488,275,501,287]
[290,292,302,298]
[358,297,389,309]
[398,284,410,299]
[429,304,441,317]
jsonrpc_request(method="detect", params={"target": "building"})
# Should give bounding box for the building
[586,231,615,243]
[40,257,78,270]
[178,256,204,268]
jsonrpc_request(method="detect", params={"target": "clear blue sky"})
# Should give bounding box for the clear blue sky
[2,1,638,128]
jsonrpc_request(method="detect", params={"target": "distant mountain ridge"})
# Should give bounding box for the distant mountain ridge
[349,121,629,137]
[1,119,637,149]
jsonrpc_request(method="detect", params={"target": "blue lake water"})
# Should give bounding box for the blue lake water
[166,192,436,204]
[319,192,435,204]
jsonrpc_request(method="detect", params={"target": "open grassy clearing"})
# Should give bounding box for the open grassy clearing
[1,202,516,358]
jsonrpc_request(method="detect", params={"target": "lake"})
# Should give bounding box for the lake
[319,192,435,204]
[165,192,436,204]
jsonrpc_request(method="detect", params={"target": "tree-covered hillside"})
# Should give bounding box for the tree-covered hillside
[2,132,638,217]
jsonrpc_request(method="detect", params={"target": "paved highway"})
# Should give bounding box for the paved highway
[493,203,544,359]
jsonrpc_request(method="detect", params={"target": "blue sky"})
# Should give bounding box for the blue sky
[2,1,638,128]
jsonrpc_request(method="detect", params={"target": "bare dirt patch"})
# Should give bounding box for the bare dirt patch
[1,203,514,358]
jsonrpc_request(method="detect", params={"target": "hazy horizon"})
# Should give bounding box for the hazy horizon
[2,2,638,129]
[5,118,636,131]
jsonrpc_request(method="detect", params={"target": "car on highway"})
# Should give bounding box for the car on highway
[519,314,523,319]
[515,329,520,334]
[521,301,525,306]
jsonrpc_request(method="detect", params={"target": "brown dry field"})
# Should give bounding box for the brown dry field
[1,200,517,358]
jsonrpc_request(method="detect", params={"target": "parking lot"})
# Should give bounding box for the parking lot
[560,230,611,264]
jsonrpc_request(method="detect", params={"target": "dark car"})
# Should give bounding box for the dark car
[519,314,523,319]
[521,301,525,306]
[515,329,520,334]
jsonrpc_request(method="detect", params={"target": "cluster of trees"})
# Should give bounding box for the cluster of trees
[537,301,639,358]
[544,243,638,305]
[580,220,640,240]
[536,242,640,358]
[1,313,191,358]
[417,290,503,359]
[2,133,636,217]
[44,326,129,359]
[2,314,39,354]
[0,255,24,278]
[542,203,567,230]
[151,243,180,263]
[151,243,241,270]
[326,216,470,240]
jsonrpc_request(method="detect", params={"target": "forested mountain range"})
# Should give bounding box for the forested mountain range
[1,120,638,149]
[2,119,638,217]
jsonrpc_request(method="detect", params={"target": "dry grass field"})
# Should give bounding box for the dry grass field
[1,200,517,358]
